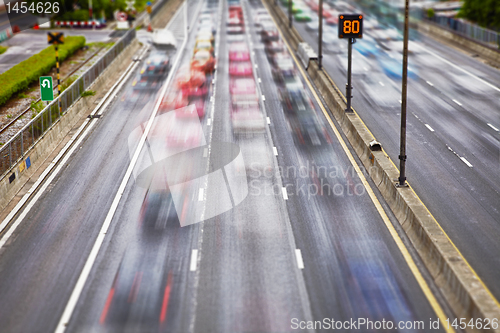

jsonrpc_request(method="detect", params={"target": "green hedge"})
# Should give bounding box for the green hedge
[0,36,86,106]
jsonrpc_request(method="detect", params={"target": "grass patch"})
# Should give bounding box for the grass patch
[87,41,115,49]
[18,93,28,99]
[6,114,12,118]
[0,46,7,55]
[30,100,44,115]
[61,76,78,92]
[81,90,96,97]
[0,36,86,107]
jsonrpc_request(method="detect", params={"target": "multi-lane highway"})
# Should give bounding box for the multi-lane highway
[274,0,500,302]
[0,0,499,332]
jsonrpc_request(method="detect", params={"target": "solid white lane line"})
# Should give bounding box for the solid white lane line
[295,249,304,269]
[54,6,188,331]
[266,117,270,125]
[282,187,288,200]
[190,249,198,271]
[425,124,435,132]
[426,80,434,86]
[460,157,473,168]
[379,81,385,86]
[210,96,214,102]
[487,123,499,132]
[207,118,211,126]
[424,48,500,93]
[198,188,204,201]
[452,99,462,106]
[0,46,149,244]
[273,147,278,156]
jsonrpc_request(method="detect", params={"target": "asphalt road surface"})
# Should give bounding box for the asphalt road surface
[0,0,466,332]
[275,0,500,303]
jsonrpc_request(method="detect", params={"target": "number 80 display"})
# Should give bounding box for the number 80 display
[338,14,363,39]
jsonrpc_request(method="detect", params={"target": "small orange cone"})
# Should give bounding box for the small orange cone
[147,24,153,32]
[33,23,39,30]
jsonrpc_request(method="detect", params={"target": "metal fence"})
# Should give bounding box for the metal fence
[0,29,136,178]
[428,15,500,48]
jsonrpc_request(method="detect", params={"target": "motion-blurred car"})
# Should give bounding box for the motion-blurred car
[229,43,250,61]
[227,16,244,26]
[227,26,244,34]
[229,61,253,76]
[270,52,292,68]
[132,77,161,91]
[294,11,312,22]
[272,57,296,83]
[165,115,203,147]
[230,78,257,95]
[254,14,272,32]
[139,52,170,79]
[191,50,216,73]
[378,53,418,80]
[196,31,214,44]
[175,68,206,90]
[261,23,279,42]
[232,108,266,133]
[265,40,285,58]
[152,29,177,48]
[195,40,214,54]
[160,90,189,112]
[139,190,178,230]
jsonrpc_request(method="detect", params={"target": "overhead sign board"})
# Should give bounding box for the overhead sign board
[338,14,363,39]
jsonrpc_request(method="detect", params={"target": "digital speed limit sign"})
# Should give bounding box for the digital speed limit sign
[338,14,363,39]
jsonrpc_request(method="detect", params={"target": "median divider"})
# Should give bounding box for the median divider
[263,0,500,330]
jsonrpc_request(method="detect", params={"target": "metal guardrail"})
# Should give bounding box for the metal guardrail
[0,28,136,178]
[427,15,500,49]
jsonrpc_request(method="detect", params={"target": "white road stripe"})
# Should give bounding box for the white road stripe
[190,249,198,271]
[487,123,499,132]
[425,124,434,132]
[266,117,270,124]
[379,81,385,86]
[203,148,208,158]
[282,187,288,200]
[424,47,500,93]
[262,95,265,101]
[273,147,278,156]
[426,80,434,86]
[198,188,204,201]
[258,77,261,83]
[452,99,462,106]
[460,157,473,168]
[54,7,189,331]
[254,64,258,68]
[295,249,304,269]
[207,118,211,126]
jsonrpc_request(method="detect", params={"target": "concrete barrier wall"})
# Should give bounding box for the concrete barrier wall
[0,39,140,213]
[418,20,500,67]
[263,0,500,330]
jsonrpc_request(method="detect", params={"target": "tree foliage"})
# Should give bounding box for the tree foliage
[458,0,500,29]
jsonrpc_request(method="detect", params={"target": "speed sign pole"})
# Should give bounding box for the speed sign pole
[338,14,363,113]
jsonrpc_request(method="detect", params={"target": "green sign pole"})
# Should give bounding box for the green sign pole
[40,76,54,102]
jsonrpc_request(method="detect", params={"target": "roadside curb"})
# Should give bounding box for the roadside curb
[263,0,500,330]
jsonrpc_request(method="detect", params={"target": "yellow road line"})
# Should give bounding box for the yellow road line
[262,1,456,330]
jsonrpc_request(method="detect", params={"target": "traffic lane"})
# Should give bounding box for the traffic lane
[193,4,313,331]
[0,78,159,333]
[67,3,215,331]
[247,1,444,327]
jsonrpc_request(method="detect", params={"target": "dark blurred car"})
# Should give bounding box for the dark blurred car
[139,190,178,230]
[265,40,285,58]
[280,87,329,146]
[272,56,296,83]
[269,52,292,68]
[133,52,170,91]
[261,23,279,42]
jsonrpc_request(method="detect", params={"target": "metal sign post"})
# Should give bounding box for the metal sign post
[338,14,363,112]
[399,0,410,186]
[48,32,64,114]
[318,0,323,68]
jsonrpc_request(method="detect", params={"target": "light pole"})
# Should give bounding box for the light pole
[399,0,410,186]
[318,0,323,68]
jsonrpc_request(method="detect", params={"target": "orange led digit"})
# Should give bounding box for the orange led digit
[338,14,363,39]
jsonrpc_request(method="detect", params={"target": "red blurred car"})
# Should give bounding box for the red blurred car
[229,43,250,61]
[191,50,215,73]
[230,78,256,95]
[229,61,253,76]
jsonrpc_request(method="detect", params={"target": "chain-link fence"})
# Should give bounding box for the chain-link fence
[427,15,500,49]
[0,28,136,178]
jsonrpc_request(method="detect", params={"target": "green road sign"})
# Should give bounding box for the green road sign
[40,76,54,101]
